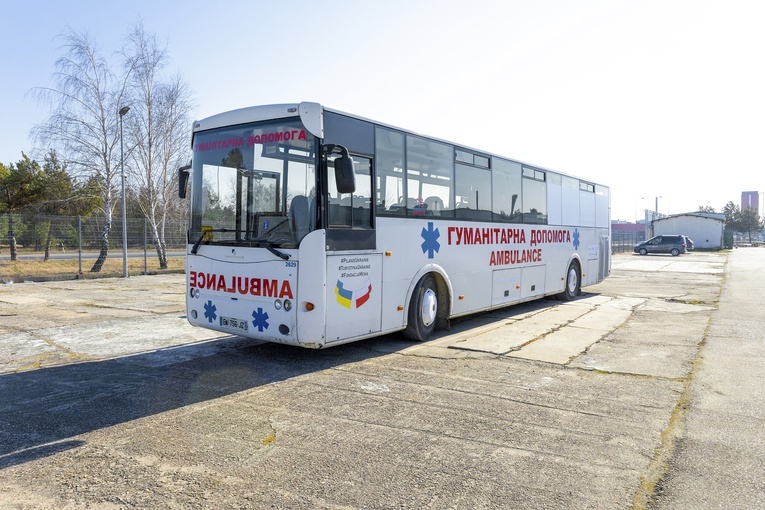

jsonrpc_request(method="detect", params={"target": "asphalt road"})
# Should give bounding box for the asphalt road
[0,249,762,509]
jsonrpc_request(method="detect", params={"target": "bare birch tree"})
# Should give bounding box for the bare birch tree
[31,29,132,272]
[122,22,192,269]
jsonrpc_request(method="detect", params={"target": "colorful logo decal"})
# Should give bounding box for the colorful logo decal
[335,279,372,309]
[252,307,270,332]
[420,221,440,259]
[203,300,217,323]
[573,228,581,250]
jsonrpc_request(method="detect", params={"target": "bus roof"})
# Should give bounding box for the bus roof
[193,101,609,190]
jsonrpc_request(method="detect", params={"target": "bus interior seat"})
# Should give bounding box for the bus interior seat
[386,196,410,215]
[424,196,444,214]
[289,195,310,240]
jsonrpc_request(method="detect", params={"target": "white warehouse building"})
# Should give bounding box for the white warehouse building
[651,212,726,250]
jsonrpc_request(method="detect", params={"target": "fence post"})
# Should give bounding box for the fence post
[144,218,148,275]
[78,215,83,277]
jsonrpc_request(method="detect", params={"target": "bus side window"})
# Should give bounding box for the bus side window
[455,161,491,221]
[492,158,523,223]
[522,166,548,224]
[375,127,405,217]
[406,135,453,219]
[351,157,373,228]
[329,155,373,229]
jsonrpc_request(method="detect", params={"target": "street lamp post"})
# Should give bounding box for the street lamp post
[119,106,130,278]
[648,195,663,222]
[635,197,645,224]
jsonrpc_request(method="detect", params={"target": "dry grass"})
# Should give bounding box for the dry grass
[0,252,185,282]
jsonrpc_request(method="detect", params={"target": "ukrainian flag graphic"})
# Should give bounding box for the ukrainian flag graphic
[335,279,373,309]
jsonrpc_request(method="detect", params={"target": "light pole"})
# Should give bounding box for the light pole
[119,106,130,278]
[635,197,645,224]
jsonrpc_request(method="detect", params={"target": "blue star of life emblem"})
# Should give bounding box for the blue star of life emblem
[421,222,440,259]
[203,300,217,323]
[573,228,581,250]
[252,307,270,332]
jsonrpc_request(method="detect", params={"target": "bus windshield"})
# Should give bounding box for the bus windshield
[189,118,317,249]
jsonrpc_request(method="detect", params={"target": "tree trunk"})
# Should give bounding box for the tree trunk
[150,221,167,269]
[44,221,53,262]
[8,215,17,262]
[148,215,168,269]
[90,219,111,272]
[155,240,167,269]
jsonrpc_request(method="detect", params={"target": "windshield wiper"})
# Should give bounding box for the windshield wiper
[190,228,237,255]
[190,233,207,255]
[190,228,291,260]
[192,232,291,260]
[264,245,290,260]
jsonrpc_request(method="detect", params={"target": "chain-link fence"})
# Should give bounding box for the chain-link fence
[611,229,646,254]
[0,212,648,276]
[1,213,652,256]
[0,213,188,280]
[0,213,187,253]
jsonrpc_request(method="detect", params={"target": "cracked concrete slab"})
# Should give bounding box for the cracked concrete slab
[3,250,757,509]
[506,298,636,364]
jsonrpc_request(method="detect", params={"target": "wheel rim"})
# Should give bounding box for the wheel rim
[420,288,437,327]
[567,267,578,294]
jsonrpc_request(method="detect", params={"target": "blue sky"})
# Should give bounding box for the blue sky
[2,0,764,221]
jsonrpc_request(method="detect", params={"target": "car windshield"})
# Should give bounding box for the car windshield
[188,119,318,248]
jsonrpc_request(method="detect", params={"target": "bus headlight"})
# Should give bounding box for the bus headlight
[274,299,282,310]
[283,299,292,311]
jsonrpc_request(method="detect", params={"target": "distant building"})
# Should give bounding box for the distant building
[741,191,759,214]
[652,212,726,250]
[611,220,644,233]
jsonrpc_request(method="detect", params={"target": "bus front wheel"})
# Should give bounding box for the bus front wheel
[558,261,581,301]
[404,274,438,341]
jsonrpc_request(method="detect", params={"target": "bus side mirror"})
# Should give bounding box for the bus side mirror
[334,155,356,194]
[178,164,191,198]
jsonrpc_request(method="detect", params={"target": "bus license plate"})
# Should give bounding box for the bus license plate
[220,316,249,332]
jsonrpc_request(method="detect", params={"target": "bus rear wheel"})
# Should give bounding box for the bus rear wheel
[404,274,438,341]
[558,261,580,301]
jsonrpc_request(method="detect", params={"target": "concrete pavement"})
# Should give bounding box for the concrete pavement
[0,249,762,508]
[651,248,765,508]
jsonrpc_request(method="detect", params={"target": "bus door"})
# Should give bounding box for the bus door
[324,155,382,343]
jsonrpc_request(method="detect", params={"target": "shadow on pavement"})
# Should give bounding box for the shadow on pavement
[0,336,392,469]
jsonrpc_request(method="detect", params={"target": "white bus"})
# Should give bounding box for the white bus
[179,102,610,348]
